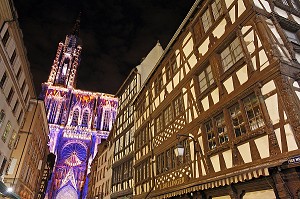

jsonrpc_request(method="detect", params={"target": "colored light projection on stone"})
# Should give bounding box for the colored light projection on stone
[41,18,118,199]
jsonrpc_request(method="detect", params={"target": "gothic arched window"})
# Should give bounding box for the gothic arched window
[71,108,79,126]
[102,110,110,131]
[81,109,89,128]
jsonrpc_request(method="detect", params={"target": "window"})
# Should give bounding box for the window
[202,9,213,33]
[198,65,214,93]
[155,114,164,133]
[2,29,9,46]
[17,110,23,124]
[164,105,173,125]
[0,110,5,129]
[71,108,79,126]
[205,120,216,150]
[216,114,228,144]
[165,65,172,81]
[12,100,19,114]
[174,95,184,117]
[154,73,163,96]
[221,38,244,72]
[171,55,178,72]
[10,50,16,65]
[0,72,7,89]
[7,88,14,104]
[243,93,264,130]
[2,121,11,142]
[8,130,17,149]
[82,110,89,127]
[102,110,110,131]
[230,103,246,137]
[201,0,223,32]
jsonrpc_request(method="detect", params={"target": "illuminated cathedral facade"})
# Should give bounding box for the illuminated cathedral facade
[40,19,118,199]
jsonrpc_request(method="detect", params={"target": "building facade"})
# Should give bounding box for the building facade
[88,137,114,199]
[111,42,163,199]
[40,20,118,199]
[0,0,35,185]
[4,99,49,199]
[133,0,300,198]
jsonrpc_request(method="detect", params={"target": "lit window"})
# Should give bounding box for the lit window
[243,93,264,130]
[71,109,79,126]
[221,38,244,72]
[201,9,212,33]
[8,130,17,149]
[81,110,89,127]
[198,65,214,93]
[102,110,110,131]
[0,110,5,128]
[2,121,11,142]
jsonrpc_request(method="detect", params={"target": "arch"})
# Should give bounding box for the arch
[71,108,80,126]
[56,184,78,199]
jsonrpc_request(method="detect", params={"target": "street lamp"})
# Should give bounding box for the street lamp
[174,134,201,178]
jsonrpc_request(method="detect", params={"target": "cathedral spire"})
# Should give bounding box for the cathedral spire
[71,12,81,36]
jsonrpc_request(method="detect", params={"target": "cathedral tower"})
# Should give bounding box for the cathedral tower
[41,17,118,199]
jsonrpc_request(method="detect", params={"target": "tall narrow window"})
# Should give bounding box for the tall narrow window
[0,110,5,129]
[0,72,7,89]
[215,113,228,144]
[17,110,23,124]
[7,88,14,104]
[174,95,184,117]
[198,65,214,93]
[8,130,17,149]
[221,38,244,72]
[2,29,9,46]
[71,108,79,126]
[205,120,216,150]
[243,93,264,130]
[2,121,11,142]
[81,110,89,127]
[155,114,163,133]
[102,110,110,131]
[164,105,173,125]
[229,103,246,137]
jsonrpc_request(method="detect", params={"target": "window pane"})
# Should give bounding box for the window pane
[243,93,265,130]
[221,38,243,72]
[202,9,212,32]
[211,0,223,20]
[229,104,246,137]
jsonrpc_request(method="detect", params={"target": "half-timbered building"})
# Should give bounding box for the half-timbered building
[133,0,300,198]
[111,42,163,199]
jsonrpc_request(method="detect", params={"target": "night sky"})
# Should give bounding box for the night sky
[14,0,195,95]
